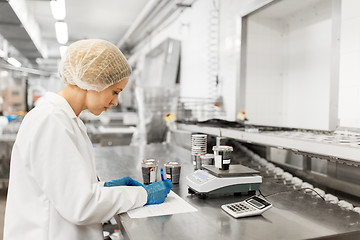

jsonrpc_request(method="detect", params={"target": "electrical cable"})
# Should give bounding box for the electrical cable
[257,187,325,201]
[239,143,360,213]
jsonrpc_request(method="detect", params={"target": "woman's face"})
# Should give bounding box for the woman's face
[86,78,129,115]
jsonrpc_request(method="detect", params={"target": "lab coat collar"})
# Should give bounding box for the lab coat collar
[44,92,77,119]
[43,92,87,132]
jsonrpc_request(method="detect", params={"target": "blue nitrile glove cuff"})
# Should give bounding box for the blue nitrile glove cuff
[104,176,144,187]
[143,179,173,205]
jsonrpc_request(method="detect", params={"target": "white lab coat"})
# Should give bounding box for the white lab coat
[3,92,147,240]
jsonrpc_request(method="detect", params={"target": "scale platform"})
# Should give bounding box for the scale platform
[187,164,262,197]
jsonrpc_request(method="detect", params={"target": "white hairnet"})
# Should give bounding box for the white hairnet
[58,39,132,92]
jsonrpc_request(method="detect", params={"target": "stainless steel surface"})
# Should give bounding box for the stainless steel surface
[94,144,360,240]
[86,124,135,146]
[273,161,360,200]
[0,1,43,64]
[177,123,360,164]
[268,147,360,198]
[204,164,259,177]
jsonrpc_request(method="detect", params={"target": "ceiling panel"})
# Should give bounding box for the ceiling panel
[1,0,148,71]
[0,1,42,65]
[30,0,148,58]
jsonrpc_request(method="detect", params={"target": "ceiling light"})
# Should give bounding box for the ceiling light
[7,57,22,68]
[59,46,68,58]
[55,21,68,44]
[50,0,66,20]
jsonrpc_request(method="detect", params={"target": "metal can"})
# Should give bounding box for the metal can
[191,134,207,156]
[164,161,181,184]
[141,159,158,185]
[213,146,233,170]
[200,153,214,165]
[192,154,203,170]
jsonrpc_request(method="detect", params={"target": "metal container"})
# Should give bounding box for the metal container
[191,134,207,156]
[164,161,181,184]
[141,159,158,185]
[213,146,233,170]
[200,153,214,165]
[193,154,203,170]
[191,134,207,170]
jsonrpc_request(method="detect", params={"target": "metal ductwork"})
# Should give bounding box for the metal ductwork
[117,0,195,52]
[0,0,45,66]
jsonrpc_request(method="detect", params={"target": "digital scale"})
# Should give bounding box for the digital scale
[187,164,262,197]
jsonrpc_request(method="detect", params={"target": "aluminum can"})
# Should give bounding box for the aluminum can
[164,161,181,184]
[141,159,158,185]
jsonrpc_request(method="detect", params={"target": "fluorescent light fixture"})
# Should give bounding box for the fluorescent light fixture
[50,0,66,20]
[59,45,68,57]
[55,21,68,44]
[7,57,22,68]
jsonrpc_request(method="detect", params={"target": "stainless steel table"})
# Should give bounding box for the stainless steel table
[94,144,360,240]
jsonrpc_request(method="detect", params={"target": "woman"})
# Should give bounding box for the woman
[3,39,172,240]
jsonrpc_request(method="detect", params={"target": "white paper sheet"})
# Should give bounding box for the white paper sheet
[127,191,197,219]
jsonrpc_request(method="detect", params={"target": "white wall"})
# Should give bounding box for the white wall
[219,0,256,120]
[339,0,360,128]
[245,17,284,126]
[131,0,267,121]
[282,1,332,129]
[131,0,360,129]
[241,0,334,130]
[130,0,214,100]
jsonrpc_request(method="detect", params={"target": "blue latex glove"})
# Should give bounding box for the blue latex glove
[104,176,144,187]
[143,179,173,205]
